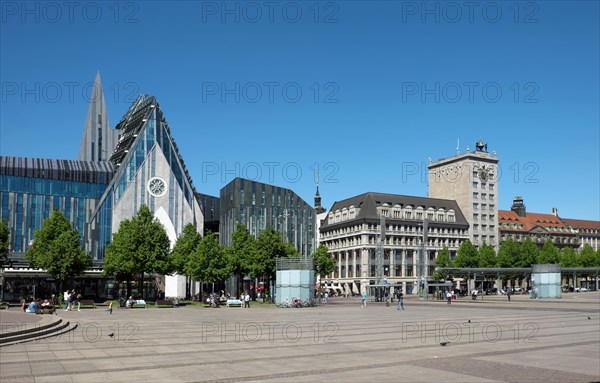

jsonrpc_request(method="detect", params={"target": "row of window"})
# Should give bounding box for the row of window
[472,182,495,190]
[473,203,495,211]
[473,192,495,200]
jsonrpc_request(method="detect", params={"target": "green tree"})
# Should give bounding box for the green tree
[454,240,478,268]
[578,244,599,267]
[171,223,202,298]
[104,205,171,299]
[497,239,520,267]
[27,210,92,289]
[0,219,12,302]
[0,219,9,269]
[253,226,287,301]
[312,244,335,281]
[187,231,229,283]
[477,243,497,267]
[434,246,452,267]
[518,237,540,267]
[560,247,578,267]
[537,239,560,264]
[227,224,257,287]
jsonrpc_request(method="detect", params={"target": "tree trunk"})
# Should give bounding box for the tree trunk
[139,273,145,299]
[126,279,132,298]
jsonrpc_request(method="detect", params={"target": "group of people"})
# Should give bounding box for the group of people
[360,291,405,310]
[21,296,57,314]
[63,289,82,311]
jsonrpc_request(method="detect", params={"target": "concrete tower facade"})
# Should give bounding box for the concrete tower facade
[428,139,499,250]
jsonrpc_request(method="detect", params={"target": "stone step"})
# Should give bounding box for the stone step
[0,318,77,346]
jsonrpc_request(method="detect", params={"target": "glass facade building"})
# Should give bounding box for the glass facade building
[220,177,314,257]
[0,157,114,265]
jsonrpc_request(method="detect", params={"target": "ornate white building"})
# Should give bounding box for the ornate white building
[318,192,469,295]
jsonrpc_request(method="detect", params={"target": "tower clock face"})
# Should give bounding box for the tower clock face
[147,177,167,197]
[478,166,488,182]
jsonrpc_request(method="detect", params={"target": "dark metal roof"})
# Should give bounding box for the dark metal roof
[321,192,469,229]
[0,156,114,184]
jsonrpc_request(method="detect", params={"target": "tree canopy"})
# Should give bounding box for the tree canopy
[454,240,478,268]
[477,243,497,268]
[103,205,171,298]
[537,239,560,265]
[312,244,335,279]
[187,231,229,283]
[0,219,10,269]
[26,210,91,284]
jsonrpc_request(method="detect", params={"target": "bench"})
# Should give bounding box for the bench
[155,299,174,308]
[79,299,96,309]
[226,299,243,307]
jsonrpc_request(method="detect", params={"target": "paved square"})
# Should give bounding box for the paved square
[1,293,599,382]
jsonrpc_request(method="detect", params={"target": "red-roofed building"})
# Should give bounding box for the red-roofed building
[498,197,578,248]
[561,218,600,250]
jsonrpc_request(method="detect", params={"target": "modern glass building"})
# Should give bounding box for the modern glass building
[0,75,204,300]
[220,177,314,257]
[0,157,114,265]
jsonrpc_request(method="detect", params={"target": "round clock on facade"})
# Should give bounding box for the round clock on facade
[478,166,488,182]
[147,176,167,197]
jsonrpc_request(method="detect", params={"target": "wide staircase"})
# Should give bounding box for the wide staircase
[0,312,78,347]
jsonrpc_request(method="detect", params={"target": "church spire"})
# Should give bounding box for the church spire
[314,172,325,214]
[78,72,118,161]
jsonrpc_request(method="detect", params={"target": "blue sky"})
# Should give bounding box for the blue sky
[1,1,598,220]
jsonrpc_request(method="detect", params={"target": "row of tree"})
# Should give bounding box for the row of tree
[13,206,336,300]
[435,237,600,269]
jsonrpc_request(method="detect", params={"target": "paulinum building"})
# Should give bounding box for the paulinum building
[220,177,314,257]
[0,74,204,300]
[318,192,470,295]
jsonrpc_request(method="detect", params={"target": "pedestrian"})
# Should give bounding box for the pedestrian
[76,292,82,311]
[244,293,250,308]
[507,290,511,302]
[474,289,478,301]
[106,301,113,314]
[324,291,329,304]
[446,290,452,304]
[64,289,71,311]
[397,292,404,310]
[361,291,367,307]
[384,291,390,307]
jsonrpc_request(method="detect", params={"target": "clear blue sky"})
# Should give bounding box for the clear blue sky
[1,1,598,220]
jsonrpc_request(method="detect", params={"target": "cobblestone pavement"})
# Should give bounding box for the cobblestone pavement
[1,292,599,382]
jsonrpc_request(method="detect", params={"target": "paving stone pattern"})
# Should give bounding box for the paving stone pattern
[1,293,599,382]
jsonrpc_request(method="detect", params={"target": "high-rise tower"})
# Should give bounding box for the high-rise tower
[428,139,499,249]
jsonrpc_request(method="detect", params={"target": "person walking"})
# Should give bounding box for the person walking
[324,291,329,304]
[106,301,113,314]
[361,291,367,307]
[507,290,511,302]
[64,290,71,311]
[446,290,452,304]
[244,293,250,308]
[76,292,82,311]
[397,292,404,310]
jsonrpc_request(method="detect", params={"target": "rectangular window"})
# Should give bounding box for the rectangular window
[473,192,478,199]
